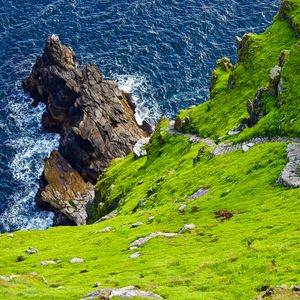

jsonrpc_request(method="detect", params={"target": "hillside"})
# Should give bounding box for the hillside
[1,0,300,299]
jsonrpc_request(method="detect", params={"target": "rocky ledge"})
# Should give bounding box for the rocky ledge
[23,35,148,225]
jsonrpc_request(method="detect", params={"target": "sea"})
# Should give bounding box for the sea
[0,0,279,232]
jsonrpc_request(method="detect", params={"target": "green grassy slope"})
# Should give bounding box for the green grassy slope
[177,2,300,142]
[1,1,300,299]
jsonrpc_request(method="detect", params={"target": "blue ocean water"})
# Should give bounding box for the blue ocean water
[0,0,279,232]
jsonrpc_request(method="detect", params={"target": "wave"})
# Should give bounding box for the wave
[113,73,160,125]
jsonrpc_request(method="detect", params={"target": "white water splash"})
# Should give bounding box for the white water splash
[0,92,59,233]
[113,73,160,125]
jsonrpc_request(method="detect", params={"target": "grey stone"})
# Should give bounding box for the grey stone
[94,282,101,288]
[130,232,177,248]
[180,224,196,233]
[97,226,113,233]
[69,258,85,264]
[129,252,141,259]
[0,274,20,281]
[129,246,138,251]
[81,286,163,299]
[131,222,144,228]
[26,248,38,254]
[278,143,300,188]
[186,188,210,200]
[41,260,60,266]
[242,144,250,152]
[178,204,187,213]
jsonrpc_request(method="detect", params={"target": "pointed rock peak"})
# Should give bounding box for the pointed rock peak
[43,34,76,70]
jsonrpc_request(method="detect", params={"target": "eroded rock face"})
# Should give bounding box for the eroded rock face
[23,35,147,182]
[246,87,268,127]
[23,35,148,224]
[37,151,94,225]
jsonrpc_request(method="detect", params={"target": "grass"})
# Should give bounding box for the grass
[1,2,300,299]
[1,127,299,299]
[177,13,300,142]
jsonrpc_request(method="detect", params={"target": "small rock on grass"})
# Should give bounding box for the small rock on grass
[26,248,38,254]
[129,252,141,259]
[98,226,113,233]
[131,222,144,228]
[129,246,138,250]
[41,260,60,266]
[81,286,163,299]
[69,258,85,263]
[180,224,196,233]
[148,216,155,223]
[178,204,187,212]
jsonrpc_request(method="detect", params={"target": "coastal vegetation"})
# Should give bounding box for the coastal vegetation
[1,0,300,299]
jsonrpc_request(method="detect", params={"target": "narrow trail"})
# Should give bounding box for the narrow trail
[166,120,300,188]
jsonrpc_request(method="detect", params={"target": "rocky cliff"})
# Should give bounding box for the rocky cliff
[23,35,148,225]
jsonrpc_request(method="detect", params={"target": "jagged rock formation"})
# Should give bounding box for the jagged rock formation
[23,35,148,225]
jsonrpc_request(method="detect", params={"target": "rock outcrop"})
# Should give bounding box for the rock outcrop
[81,286,163,299]
[23,35,148,225]
[246,87,268,127]
[37,151,94,225]
[278,143,300,188]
